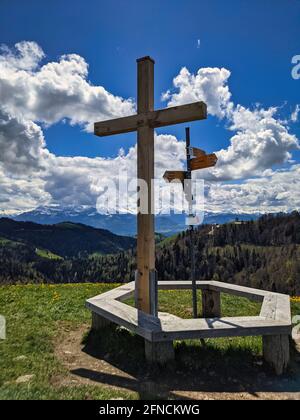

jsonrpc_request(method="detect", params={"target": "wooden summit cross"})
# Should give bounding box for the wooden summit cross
[94,57,207,314]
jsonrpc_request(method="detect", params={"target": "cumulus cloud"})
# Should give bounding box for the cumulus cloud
[0,164,49,214]
[205,165,300,214]
[0,108,49,175]
[42,134,186,212]
[163,67,299,181]
[0,41,137,212]
[162,67,233,118]
[212,106,299,180]
[0,40,299,216]
[0,41,45,71]
[0,42,135,131]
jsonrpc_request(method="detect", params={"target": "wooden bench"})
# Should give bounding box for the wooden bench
[86,281,292,375]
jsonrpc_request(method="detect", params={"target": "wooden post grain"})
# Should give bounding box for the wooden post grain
[202,290,221,318]
[263,335,290,375]
[92,312,111,331]
[136,57,155,314]
[145,340,175,365]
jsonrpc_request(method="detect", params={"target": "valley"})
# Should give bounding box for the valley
[0,212,299,295]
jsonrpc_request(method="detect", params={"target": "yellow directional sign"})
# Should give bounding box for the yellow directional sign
[163,171,188,183]
[191,147,206,157]
[163,154,218,183]
[190,153,218,171]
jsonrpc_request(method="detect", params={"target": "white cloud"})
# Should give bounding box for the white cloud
[205,165,300,214]
[291,104,300,123]
[162,66,233,118]
[42,134,186,211]
[163,67,299,181]
[212,106,299,180]
[0,163,49,213]
[0,42,135,131]
[0,108,49,175]
[0,41,299,216]
[0,41,45,71]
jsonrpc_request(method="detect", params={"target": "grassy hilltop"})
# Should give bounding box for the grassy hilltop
[0,283,300,400]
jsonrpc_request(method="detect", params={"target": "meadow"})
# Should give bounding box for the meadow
[0,283,299,400]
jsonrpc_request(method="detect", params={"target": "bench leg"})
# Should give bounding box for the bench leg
[202,290,221,318]
[263,334,290,375]
[91,312,111,331]
[145,340,175,365]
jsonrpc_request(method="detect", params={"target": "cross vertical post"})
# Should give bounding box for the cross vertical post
[136,57,156,314]
[186,127,198,318]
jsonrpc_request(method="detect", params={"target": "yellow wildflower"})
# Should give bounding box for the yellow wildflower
[290,296,300,303]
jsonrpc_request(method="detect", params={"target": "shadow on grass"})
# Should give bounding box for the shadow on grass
[72,325,300,400]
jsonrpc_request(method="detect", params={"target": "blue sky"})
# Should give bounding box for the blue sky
[1,0,299,158]
[0,0,299,215]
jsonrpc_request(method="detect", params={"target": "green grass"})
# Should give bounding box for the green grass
[126,291,264,363]
[157,233,179,248]
[35,249,63,260]
[0,283,299,400]
[0,283,133,400]
[56,222,85,230]
[0,237,22,247]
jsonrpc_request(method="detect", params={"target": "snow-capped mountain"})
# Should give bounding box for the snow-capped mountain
[11,206,260,236]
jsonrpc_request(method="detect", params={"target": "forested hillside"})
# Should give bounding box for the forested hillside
[0,212,299,295]
[0,218,135,258]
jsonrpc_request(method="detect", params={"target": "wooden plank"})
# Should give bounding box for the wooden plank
[158,312,182,321]
[260,294,277,320]
[87,287,291,343]
[208,281,267,302]
[163,171,187,183]
[87,282,135,303]
[275,295,291,324]
[90,280,289,311]
[263,335,290,375]
[87,294,291,342]
[153,316,291,342]
[158,280,211,290]
[86,298,154,341]
[158,280,270,300]
[190,153,218,171]
[149,102,207,128]
[94,114,140,137]
[94,102,207,137]
[86,279,291,345]
[136,57,155,314]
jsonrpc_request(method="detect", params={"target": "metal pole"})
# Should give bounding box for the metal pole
[185,127,198,319]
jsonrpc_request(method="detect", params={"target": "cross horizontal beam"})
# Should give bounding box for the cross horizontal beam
[94,102,207,137]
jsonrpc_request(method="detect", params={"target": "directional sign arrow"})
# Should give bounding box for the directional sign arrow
[191,147,206,157]
[190,153,218,171]
[163,170,188,183]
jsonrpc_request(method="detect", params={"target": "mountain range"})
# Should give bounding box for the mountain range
[11,206,261,236]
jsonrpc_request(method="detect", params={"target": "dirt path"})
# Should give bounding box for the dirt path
[54,324,300,400]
